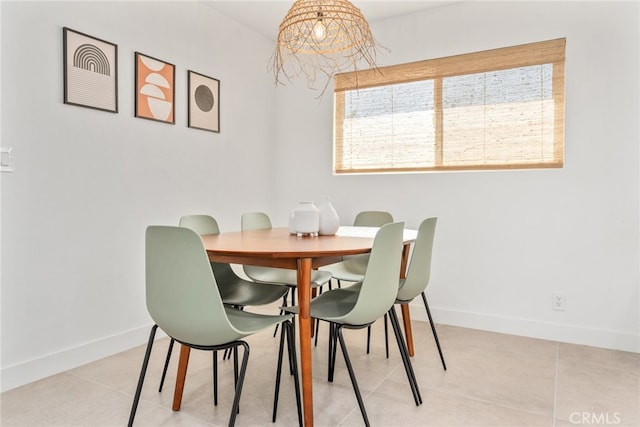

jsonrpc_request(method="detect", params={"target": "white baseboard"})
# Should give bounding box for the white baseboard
[0,324,164,393]
[409,304,640,353]
[3,306,638,393]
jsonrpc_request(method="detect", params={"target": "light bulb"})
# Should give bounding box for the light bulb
[312,19,327,41]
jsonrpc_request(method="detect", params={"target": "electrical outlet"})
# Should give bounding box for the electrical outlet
[1,147,13,172]
[553,292,566,311]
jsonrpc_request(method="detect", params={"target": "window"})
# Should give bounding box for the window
[334,38,566,174]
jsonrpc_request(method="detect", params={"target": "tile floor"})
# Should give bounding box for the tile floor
[1,302,638,427]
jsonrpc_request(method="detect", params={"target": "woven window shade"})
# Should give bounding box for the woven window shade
[334,38,566,173]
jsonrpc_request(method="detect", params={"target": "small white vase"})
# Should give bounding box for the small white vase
[318,196,340,235]
[292,201,319,236]
[288,209,297,234]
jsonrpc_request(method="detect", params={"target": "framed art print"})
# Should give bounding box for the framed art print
[63,27,118,112]
[188,70,220,133]
[135,52,175,124]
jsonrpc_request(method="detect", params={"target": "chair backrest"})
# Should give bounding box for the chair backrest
[241,212,272,231]
[396,217,437,302]
[179,214,220,235]
[354,211,394,227]
[145,225,245,345]
[340,222,405,325]
[342,211,394,269]
[240,212,282,280]
[178,214,239,291]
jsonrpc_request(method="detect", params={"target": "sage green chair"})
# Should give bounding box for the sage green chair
[320,210,393,285]
[180,215,289,307]
[395,217,446,370]
[345,217,447,371]
[278,222,422,426]
[353,210,395,227]
[319,210,393,349]
[240,212,333,318]
[158,215,290,399]
[128,226,301,427]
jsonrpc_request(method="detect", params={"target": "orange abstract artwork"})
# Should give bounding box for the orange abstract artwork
[135,53,175,123]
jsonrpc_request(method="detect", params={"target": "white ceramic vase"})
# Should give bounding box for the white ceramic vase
[292,201,319,236]
[288,210,297,234]
[318,196,340,235]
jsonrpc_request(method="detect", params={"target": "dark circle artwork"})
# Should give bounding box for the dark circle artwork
[194,85,214,112]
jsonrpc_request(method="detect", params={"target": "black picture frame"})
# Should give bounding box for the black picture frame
[63,27,118,113]
[188,70,220,133]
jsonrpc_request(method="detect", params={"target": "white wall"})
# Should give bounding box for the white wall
[1,0,638,393]
[273,1,639,351]
[0,1,278,391]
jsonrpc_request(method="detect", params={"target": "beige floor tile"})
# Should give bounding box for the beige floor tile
[555,351,639,426]
[1,320,637,427]
[389,327,557,416]
[435,324,559,359]
[558,342,640,372]
[341,388,553,427]
[0,371,208,427]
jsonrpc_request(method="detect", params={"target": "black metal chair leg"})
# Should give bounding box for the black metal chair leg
[384,313,389,359]
[128,325,158,427]
[365,315,388,357]
[388,308,422,406]
[273,288,297,339]
[336,325,370,427]
[422,292,447,370]
[328,323,338,382]
[285,321,303,427]
[287,318,296,376]
[273,294,289,338]
[272,320,302,426]
[213,351,218,405]
[158,337,174,392]
[232,346,240,413]
[228,342,250,427]
[290,288,296,307]
[233,347,238,386]
[272,318,288,422]
[314,286,325,348]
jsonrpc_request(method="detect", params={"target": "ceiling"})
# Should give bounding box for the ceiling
[203,1,457,41]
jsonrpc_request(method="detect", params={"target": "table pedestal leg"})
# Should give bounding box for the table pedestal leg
[400,304,415,356]
[400,243,415,356]
[297,258,314,427]
[172,344,191,410]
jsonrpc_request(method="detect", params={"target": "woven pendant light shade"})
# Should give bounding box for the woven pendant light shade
[271,0,384,95]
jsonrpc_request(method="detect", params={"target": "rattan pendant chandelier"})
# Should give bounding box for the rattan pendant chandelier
[270,0,384,96]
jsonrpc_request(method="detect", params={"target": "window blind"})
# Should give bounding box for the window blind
[334,38,566,173]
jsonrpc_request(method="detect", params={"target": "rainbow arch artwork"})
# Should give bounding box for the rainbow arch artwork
[73,44,110,76]
[63,27,118,113]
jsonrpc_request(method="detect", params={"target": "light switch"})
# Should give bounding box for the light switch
[1,147,14,172]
